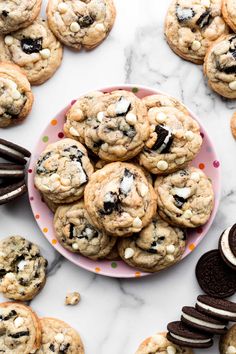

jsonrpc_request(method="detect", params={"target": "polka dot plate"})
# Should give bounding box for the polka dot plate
[28,85,221,278]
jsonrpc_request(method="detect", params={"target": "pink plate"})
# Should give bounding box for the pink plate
[28,84,221,278]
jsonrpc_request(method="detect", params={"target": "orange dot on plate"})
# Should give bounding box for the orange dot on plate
[51,119,57,126]
[52,239,57,245]
[35,214,40,219]
[43,227,48,233]
[95,267,101,273]
[199,163,205,170]
[135,272,141,277]
[189,243,195,251]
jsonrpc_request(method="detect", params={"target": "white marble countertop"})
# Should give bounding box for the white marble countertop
[0,1,236,353]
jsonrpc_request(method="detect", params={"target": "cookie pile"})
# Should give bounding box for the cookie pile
[165,0,236,99]
[0,138,31,205]
[34,90,215,273]
[0,301,84,353]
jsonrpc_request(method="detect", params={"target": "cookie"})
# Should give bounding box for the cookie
[167,321,213,348]
[220,325,236,354]
[135,332,194,354]
[196,295,236,322]
[47,0,116,50]
[84,162,157,237]
[42,193,61,213]
[105,241,120,260]
[0,138,31,164]
[64,90,149,161]
[165,0,228,64]
[139,95,202,174]
[0,62,34,127]
[204,34,236,99]
[181,306,228,335]
[0,302,41,353]
[54,201,116,259]
[154,167,214,228]
[0,18,63,85]
[0,0,42,34]
[219,225,236,270]
[36,317,84,354]
[0,179,27,205]
[222,0,236,32]
[0,236,47,301]
[195,250,236,298]
[117,215,186,272]
[230,112,236,139]
[0,163,25,179]
[34,138,94,204]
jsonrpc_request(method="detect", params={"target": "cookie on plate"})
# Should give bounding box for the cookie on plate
[219,224,236,270]
[0,302,42,353]
[154,167,214,228]
[47,0,116,50]
[54,201,116,259]
[204,34,236,99]
[0,179,27,205]
[196,295,236,322]
[36,317,84,354]
[165,0,229,64]
[64,90,149,161]
[139,94,202,174]
[135,332,193,354]
[34,138,94,204]
[0,138,31,164]
[0,0,42,34]
[220,325,236,354]
[0,62,33,127]
[0,236,47,301]
[117,215,186,272]
[0,18,63,85]
[222,0,236,32]
[84,162,157,237]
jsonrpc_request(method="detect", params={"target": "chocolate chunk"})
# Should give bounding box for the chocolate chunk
[152,125,173,153]
[21,37,43,54]
[78,15,94,28]
[100,192,119,215]
[176,6,195,22]
[2,10,8,17]
[196,10,212,28]
[8,330,30,338]
[173,195,186,208]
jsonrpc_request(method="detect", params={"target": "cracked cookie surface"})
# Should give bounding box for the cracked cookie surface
[0,236,47,301]
[54,200,116,259]
[35,138,94,204]
[139,94,202,174]
[84,162,157,237]
[165,0,228,64]
[64,90,149,161]
[154,167,214,228]
[204,34,236,98]
[47,0,116,50]
[0,18,63,85]
[0,302,41,354]
[0,62,33,128]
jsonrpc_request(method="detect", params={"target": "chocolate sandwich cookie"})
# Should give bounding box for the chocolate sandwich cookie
[0,180,27,205]
[0,138,31,164]
[0,163,25,179]
[167,321,213,348]
[195,250,236,298]
[181,306,228,335]
[196,295,236,322]
[219,225,236,270]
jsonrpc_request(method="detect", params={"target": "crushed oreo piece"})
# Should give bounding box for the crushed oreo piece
[2,10,8,17]
[119,169,134,195]
[78,15,94,28]
[8,330,30,338]
[173,195,186,208]
[49,343,55,352]
[115,97,131,116]
[36,152,53,175]
[21,37,43,54]
[196,10,212,28]
[152,125,173,153]
[176,6,195,22]
[100,192,119,215]
[123,126,136,138]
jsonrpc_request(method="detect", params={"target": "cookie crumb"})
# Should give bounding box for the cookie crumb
[65,292,80,306]
[231,112,236,139]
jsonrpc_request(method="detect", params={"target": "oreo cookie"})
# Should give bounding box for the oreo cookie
[0,138,31,165]
[0,163,25,179]
[167,321,213,348]
[196,295,236,322]
[219,225,236,270]
[195,250,236,298]
[0,180,27,205]
[181,306,228,335]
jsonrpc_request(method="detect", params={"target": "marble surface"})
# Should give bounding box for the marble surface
[0,0,236,353]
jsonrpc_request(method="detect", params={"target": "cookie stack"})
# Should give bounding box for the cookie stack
[165,0,236,99]
[0,138,31,205]
[34,89,215,273]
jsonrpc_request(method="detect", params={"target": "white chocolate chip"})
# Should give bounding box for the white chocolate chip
[185,130,194,141]
[70,22,80,33]
[97,111,105,122]
[0,251,5,257]
[133,216,142,228]
[166,245,176,254]
[166,254,175,262]
[175,157,185,165]
[126,112,137,125]
[167,346,177,354]
[50,173,60,182]
[124,248,134,259]
[191,40,201,51]
[191,172,200,182]
[157,160,168,171]
[183,209,193,219]
[58,2,68,13]
[40,48,51,59]
[95,23,105,31]
[101,143,109,152]
[55,333,64,344]
[229,81,236,91]
[60,177,71,186]
[69,127,80,137]
[72,243,79,250]
[12,90,21,100]
[4,35,13,45]
[139,183,149,197]
[201,0,210,7]
[14,317,24,328]
[214,41,230,55]
[173,187,191,199]
[5,272,15,280]
[226,346,236,354]
[156,112,167,123]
